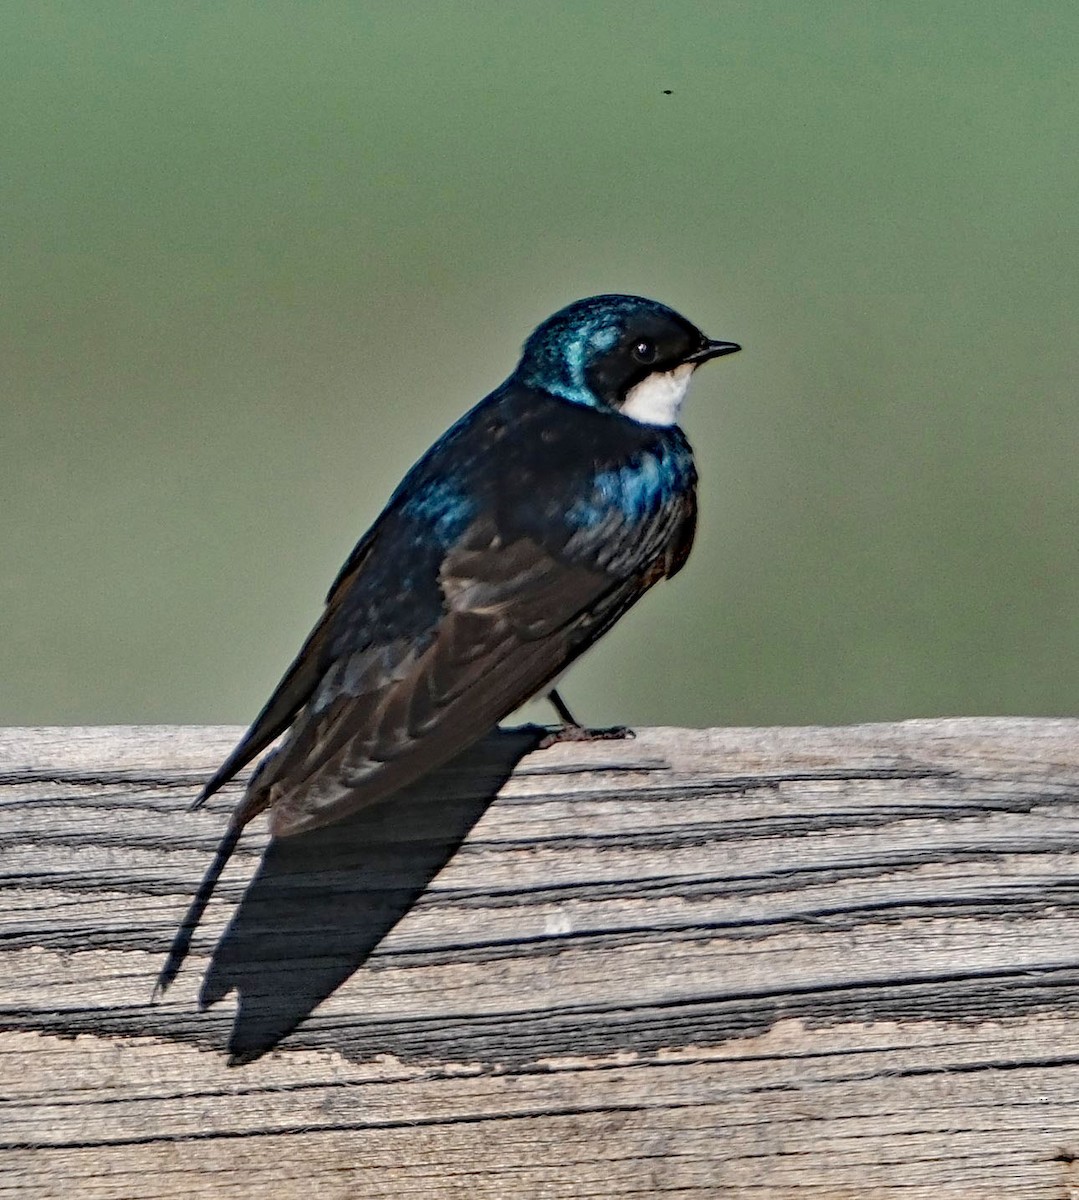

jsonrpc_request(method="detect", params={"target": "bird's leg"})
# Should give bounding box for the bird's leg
[538,688,634,748]
[546,687,580,726]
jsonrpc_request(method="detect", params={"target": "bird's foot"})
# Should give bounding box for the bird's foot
[538,724,635,749]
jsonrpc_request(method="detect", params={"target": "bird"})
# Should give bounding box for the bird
[155,293,740,996]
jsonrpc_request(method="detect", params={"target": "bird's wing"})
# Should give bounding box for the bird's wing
[249,501,689,838]
[189,533,378,810]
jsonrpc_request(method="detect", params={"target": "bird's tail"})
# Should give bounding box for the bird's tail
[153,820,244,999]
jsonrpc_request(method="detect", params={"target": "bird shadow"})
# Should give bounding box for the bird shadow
[197,725,546,1065]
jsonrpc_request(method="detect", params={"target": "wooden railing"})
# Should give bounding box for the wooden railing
[4,719,1079,1198]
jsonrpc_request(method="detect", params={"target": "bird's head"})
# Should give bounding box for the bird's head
[515,294,740,427]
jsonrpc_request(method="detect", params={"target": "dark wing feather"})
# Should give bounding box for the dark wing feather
[250,514,664,837]
[190,536,376,810]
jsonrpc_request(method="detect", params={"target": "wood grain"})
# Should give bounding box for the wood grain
[3,719,1079,1198]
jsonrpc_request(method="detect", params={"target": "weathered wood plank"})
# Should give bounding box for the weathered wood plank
[3,719,1079,1198]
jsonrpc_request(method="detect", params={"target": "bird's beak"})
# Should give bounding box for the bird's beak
[684,338,741,365]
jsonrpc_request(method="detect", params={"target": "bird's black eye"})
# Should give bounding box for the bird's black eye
[632,339,657,364]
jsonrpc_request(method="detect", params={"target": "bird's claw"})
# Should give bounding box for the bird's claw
[538,724,635,749]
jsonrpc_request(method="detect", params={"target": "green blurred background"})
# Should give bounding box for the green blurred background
[3,2,1076,730]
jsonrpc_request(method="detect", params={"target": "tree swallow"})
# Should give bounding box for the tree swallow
[156,293,739,994]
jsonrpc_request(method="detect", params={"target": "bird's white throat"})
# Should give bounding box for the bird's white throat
[620,362,696,427]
